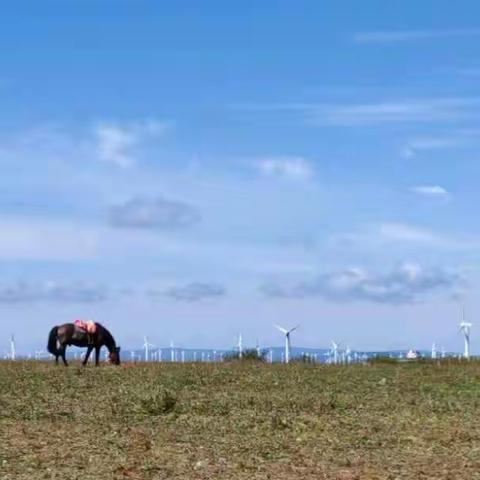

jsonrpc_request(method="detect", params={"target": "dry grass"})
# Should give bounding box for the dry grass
[1,359,480,479]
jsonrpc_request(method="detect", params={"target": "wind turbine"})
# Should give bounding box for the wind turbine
[170,341,175,362]
[459,307,473,359]
[330,341,340,365]
[34,349,45,360]
[237,333,243,359]
[431,342,437,359]
[143,336,155,362]
[10,335,16,361]
[274,324,299,364]
[345,345,352,364]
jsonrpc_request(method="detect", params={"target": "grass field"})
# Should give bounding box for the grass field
[1,360,480,479]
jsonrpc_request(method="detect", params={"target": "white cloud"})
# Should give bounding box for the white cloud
[331,222,480,252]
[354,29,480,44]
[401,136,468,158]
[411,185,450,198]
[379,223,436,243]
[95,120,169,168]
[96,125,136,168]
[255,157,313,180]
[236,97,480,127]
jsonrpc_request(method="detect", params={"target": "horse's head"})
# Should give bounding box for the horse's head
[109,346,121,365]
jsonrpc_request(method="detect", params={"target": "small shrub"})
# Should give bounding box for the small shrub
[136,388,178,416]
[368,356,398,365]
[223,348,267,362]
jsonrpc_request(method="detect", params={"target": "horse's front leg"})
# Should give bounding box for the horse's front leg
[82,346,93,366]
[94,346,101,367]
[60,346,68,367]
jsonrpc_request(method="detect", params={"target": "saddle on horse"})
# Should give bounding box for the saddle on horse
[74,320,97,345]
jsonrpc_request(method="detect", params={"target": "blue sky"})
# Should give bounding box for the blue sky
[2,1,480,354]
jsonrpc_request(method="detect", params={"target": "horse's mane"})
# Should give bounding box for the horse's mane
[96,322,116,347]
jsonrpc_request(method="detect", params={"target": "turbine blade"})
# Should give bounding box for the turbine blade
[274,324,288,334]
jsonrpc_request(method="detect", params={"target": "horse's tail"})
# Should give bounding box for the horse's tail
[47,326,59,356]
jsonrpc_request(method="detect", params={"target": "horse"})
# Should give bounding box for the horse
[47,322,121,366]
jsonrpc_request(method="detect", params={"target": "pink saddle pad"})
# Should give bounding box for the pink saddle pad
[74,320,97,334]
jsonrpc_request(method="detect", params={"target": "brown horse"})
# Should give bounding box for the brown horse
[47,322,121,366]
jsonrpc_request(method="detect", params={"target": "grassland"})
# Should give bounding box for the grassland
[1,360,480,479]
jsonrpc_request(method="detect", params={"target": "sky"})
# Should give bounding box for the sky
[1,0,480,354]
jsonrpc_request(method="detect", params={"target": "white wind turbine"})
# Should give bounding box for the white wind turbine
[143,336,155,362]
[459,307,473,359]
[34,349,45,360]
[330,341,340,364]
[170,341,175,362]
[10,335,16,361]
[345,345,352,364]
[431,342,437,359]
[237,333,243,359]
[274,324,299,364]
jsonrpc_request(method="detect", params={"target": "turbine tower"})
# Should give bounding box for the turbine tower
[274,324,299,364]
[431,342,437,359]
[330,341,339,364]
[143,336,155,362]
[170,341,175,362]
[459,307,473,359]
[237,333,243,359]
[345,345,352,364]
[10,335,16,361]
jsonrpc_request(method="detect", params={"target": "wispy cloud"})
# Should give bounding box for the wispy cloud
[331,222,479,252]
[255,157,313,180]
[108,196,201,230]
[236,97,480,127]
[0,218,98,261]
[411,185,450,198]
[0,280,109,303]
[161,282,226,302]
[354,28,480,44]
[401,136,468,158]
[378,223,437,243]
[95,120,169,168]
[261,263,464,304]
[458,67,480,76]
